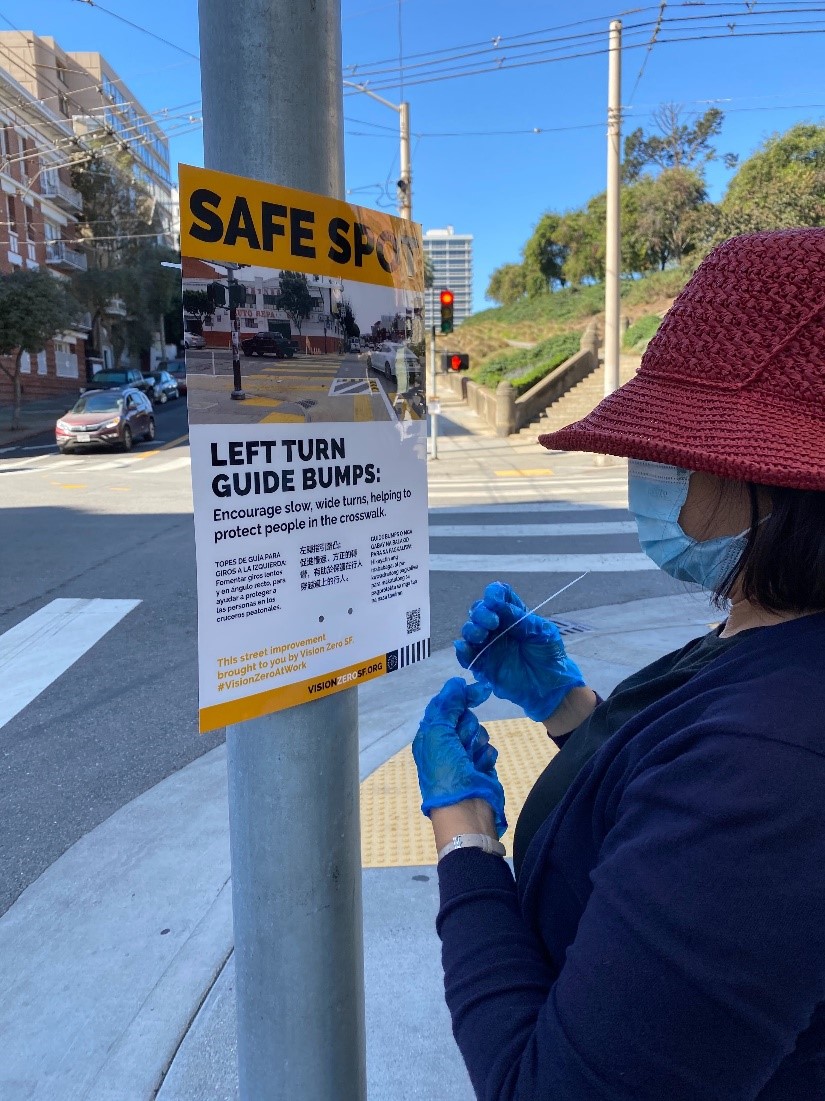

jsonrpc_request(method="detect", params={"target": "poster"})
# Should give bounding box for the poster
[180,165,430,733]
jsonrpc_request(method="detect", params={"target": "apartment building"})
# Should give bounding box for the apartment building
[0,58,91,400]
[0,32,174,245]
[423,226,473,329]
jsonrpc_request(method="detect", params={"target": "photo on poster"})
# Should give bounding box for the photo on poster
[182,261,427,427]
[179,164,431,732]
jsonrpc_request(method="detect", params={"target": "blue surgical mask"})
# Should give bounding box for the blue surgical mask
[627,459,748,591]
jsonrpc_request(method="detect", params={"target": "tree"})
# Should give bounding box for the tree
[0,270,78,428]
[557,195,609,284]
[338,299,360,338]
[276,271,315,335]
[719,123,825,236]
[71,144,164,270]
[632,168,713,269]
[182,289,213,319]
[623,104,735,182]
[485,263,528,306]
[522,212,568,293]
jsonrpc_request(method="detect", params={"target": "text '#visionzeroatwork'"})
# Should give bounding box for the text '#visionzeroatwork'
[180,164,423,290]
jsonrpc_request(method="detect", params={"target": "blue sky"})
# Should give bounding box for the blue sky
[8,0,825,309]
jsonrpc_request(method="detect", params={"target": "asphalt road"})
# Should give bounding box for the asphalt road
[0,404,685,915]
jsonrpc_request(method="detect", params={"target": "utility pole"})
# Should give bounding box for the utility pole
[343,81,411,219]
[399,100,412,220]
[198,5,366,1101]
[604,18,622,397]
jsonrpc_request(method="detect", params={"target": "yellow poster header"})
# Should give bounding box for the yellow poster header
[179,164,423,291]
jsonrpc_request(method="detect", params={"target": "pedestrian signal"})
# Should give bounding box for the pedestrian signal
[440,289,454,334]
[449,353,469,371]
[207,281,226,309]
[228,283,247,309]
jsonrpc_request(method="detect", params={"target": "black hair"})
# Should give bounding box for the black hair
[716,484,825,613]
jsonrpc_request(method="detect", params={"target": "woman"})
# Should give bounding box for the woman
[412,228,825,1100]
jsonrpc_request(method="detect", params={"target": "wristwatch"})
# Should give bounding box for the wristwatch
[437,833,506,862]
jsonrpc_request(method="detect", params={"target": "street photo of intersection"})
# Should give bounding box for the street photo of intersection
[183,259,427,426]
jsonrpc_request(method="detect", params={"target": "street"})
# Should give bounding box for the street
[0,397,687,917]
[185,347,424,425]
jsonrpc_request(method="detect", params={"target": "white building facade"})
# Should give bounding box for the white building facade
[423,226,473,329]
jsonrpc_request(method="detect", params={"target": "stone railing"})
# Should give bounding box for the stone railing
[438,323,600,437]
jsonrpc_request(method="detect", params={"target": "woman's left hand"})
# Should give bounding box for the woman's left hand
[412,677,507,838]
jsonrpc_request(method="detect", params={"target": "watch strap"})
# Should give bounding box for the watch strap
[437,833,506,862]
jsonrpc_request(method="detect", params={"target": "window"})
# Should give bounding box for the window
[7,195,18,235]
[56,60,67,85]
[2,125,15,157]
[25,204,34,241]
[58,93,70,117]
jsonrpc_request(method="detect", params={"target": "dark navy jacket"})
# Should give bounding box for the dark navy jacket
[437,613,825,1099]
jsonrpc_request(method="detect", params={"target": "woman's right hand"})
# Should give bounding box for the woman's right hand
[454,581,586,723]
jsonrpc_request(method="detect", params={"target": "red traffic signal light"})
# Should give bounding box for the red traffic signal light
[440,288,455,334]
[449,353,469,371]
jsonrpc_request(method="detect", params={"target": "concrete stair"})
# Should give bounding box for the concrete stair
[516,354,641,440]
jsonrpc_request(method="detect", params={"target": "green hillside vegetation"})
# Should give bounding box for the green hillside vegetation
[623,313,662,353]
[473,332,581,396]
[448,114,824,391]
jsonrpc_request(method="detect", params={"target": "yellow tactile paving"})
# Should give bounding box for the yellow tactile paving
[360,718,558,868]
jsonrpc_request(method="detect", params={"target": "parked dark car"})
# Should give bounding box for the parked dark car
[81,368,154,400]
[158,358,187,395]
[56,387,155,453]
[143,369,180,404]
[241,331,295,358]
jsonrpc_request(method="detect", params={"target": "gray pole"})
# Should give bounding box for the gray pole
[603,19,622,397]
[399,101,412,220]
[197,5,366,1101]
[429,324,438,460]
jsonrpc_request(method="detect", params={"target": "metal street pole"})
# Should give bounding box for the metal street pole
[604,18,622,398]
[429,324,438,460]
[399,101,412,220]
[343,81,411,220]
[227,268,245,400]
[198,5,366,1101]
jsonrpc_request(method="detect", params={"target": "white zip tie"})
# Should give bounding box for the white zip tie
[467,571,590,672]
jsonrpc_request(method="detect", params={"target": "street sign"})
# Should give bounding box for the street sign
[181,165,430,733]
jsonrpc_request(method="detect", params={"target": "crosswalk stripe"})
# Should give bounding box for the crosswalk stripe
[0,598,141,731]
[430,553,656,573]
[429,522,637,537]
[130,456,191,474]
[431,501,629,515]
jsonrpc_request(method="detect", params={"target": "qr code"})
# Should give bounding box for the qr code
[406,608,421,635]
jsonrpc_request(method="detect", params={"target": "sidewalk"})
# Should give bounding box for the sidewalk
[0,384,707,1099]
[0,395,71,449]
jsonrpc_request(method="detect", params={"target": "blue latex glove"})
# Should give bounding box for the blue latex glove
[412,677,507,838]
[454,581,585,723]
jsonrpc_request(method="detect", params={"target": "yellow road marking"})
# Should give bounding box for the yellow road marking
[260,411,307,423]
[353,395,374,421]
[159,433,189,451]
[494,468,554,478]
[360,718,556,867]
[109,487,130,492]
[59,484,87,489]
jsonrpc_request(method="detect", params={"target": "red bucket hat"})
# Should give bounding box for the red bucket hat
[538,228,825,491]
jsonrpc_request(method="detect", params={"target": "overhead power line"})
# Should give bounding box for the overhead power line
[71,0,199,61]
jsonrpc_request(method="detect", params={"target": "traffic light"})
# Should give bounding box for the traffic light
[207,281,226,309]
[449,353,469,371]
[228,283,247,309]
[440,289,454,334]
